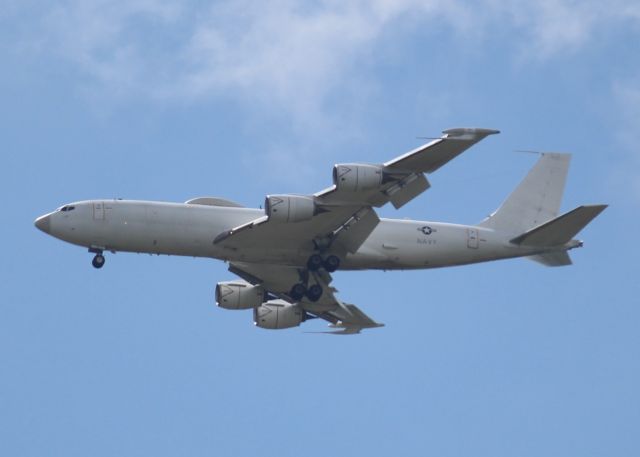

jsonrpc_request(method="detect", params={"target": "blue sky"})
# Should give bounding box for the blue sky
[1,1,639,456]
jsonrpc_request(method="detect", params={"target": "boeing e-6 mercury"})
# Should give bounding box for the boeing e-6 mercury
[34,128,606,333]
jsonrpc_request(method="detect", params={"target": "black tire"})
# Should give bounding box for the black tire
[323,255,340,272]
[306,254,323,271]
[306,284,323,302]
[92,254,105,269]
[289,283,307,301]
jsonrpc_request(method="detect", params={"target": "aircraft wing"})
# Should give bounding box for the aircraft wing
[316,127,499,208]
[384,128,500,173]
[230,261,384,334]
[214,127,498,255]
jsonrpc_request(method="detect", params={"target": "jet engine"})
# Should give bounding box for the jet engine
[265,194,316,223]
[333,163,384,192]
[216,281,265,310]
[253,300,304,329]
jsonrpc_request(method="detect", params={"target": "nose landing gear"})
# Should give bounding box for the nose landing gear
[89,247,105,269]
[91,254,105,269]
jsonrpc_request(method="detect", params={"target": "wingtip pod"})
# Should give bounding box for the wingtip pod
[443,127,500,139]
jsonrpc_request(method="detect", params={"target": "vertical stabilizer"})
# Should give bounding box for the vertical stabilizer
[479,153,571,234]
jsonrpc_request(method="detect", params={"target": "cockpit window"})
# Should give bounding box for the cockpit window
[59,205,76,212]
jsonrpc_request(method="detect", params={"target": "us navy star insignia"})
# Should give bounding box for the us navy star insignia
[418,226,435,235]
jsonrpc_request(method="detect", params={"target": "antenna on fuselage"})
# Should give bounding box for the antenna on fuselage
[514,149,543,155]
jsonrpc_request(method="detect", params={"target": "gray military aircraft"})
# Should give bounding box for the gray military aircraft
[35,128,606,333]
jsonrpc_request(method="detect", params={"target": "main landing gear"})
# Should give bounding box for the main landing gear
[306,254,340,273]
[290,254,341,302]
[289,283,323,302]
[89,248,105,269]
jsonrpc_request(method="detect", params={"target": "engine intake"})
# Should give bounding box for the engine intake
[254,300,304,329]
[265,194,316,223]
[333,163,384,192]
[216,281,265,310]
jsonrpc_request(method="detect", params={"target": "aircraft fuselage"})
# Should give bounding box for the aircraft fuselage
[35,199,543,270]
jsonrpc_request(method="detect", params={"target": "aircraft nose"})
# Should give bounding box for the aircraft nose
[35,214,51,234]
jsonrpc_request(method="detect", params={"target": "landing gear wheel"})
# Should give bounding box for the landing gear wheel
[289,283,307,301]
[92,254,105,269]
[323,255,340,272]
[306,254,323,271]
[306,284,323,302]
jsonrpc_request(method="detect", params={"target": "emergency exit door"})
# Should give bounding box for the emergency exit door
[93,201,105,220]
[467,228,479,249]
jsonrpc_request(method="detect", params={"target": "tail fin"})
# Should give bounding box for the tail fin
[479,153,571,234]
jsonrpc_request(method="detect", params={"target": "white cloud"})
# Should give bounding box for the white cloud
[18,0,638,113]
[6,0,640,189]
[494,0,640,60]
[10,0,640,135]
[164,0,469,122]
[15,0,638,179]
[612,80,640,204]
[39,0,182,91]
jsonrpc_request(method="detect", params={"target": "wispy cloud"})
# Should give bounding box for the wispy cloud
[11,0,638,187]
[612,80,640,204]
[16,0,639,119]
[39,0,183,92]
[495,0,640,60]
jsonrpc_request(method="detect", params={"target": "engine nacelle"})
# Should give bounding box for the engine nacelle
[216,281,265,310]
[265,194,316,223]
[333,163,384,192]
[253,300,304,330]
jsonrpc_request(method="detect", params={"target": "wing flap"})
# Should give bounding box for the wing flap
[330,207,380,253]
[215,205,380,256]
[386,173,431,209]
[214,206,357,251]
[214,215,269,245]
[323,304,384,332]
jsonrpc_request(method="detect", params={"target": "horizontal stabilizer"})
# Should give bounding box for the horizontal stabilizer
[511,204,608,246]
[528,251,573,267]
